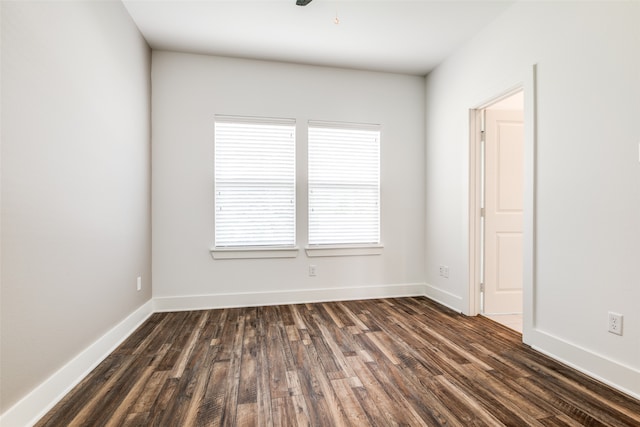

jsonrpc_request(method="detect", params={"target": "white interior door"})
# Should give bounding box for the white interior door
[483,109,524,314]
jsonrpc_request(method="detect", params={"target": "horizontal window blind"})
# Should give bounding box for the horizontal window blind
[308,122,380,245]
[215,116,296,248]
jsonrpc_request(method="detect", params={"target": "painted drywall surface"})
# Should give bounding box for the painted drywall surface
[152,52,425,299]
[0,1,151,412]
[425,1,639,381]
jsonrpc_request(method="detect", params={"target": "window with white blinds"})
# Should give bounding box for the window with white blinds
[308,121,380,246]
[214,116,296,248]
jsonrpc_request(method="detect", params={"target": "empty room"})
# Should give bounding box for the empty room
[1,0,639,426]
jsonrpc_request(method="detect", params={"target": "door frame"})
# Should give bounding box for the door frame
[468,65,537,343]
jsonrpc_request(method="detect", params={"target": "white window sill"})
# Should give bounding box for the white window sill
[210,246,299,260]
[305,244,384,257]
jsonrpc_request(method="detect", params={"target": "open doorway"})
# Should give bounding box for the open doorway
[474,90,525,333]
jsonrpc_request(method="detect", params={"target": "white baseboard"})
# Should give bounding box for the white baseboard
[423,283,464,313]
[5,287,639,427]
[424,285,640,400]
[529,328,640,400]
[0,300,154,427]
[1,285,424,426]
[154,282,428,312]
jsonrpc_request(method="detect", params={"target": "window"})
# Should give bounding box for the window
[308,121,381,248]
[214,115,296,250]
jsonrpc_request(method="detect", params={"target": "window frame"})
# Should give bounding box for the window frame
[211,115,299,259]
[306,120,383,257]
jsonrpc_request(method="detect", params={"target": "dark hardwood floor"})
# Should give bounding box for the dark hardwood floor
[36,297,640,426]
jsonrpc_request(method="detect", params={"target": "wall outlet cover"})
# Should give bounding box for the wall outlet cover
[608,312,623,336]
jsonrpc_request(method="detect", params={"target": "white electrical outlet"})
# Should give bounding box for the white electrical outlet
[137,276,142,291]
[439,265,449,278]
[608,312,623,335]
[309,265,317,277]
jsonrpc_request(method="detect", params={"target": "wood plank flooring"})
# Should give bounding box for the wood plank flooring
[36,297,640,426]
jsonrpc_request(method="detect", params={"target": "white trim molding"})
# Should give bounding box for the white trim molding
[305,244,384,257]
[0,300,154,427]
[154,282,426,312]
[530,328,640,400]
[423,283,464,314]
[210,246,299,260]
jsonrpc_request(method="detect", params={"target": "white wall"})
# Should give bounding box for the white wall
[152,52,425,306]
[425,1,640,396]
[1,0,151,413]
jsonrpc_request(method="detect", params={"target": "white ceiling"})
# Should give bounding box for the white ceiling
[122,0,515,76]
